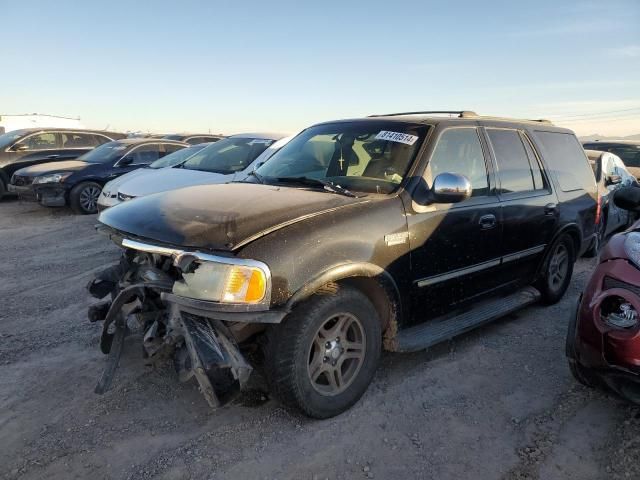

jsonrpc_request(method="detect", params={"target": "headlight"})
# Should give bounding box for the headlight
[32,172,72,184]
[624,232,640,268]
[173,261,268,304]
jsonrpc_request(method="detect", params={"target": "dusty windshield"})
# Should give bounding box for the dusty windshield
[256,122,428,194]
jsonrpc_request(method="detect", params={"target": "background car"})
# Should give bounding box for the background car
[9,138,187,214]
[112,133,289,205]
[583,140,640,180]
[0,128,125,197]
[98,142,211,210]
[567,185,640,405]
[162,133,225,144]
[585,149,636,250]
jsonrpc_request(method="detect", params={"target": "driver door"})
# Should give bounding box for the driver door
[6,132,62,177]
[404,127,504,324]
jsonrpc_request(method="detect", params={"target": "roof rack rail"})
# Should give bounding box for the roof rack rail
[368,110,478,118]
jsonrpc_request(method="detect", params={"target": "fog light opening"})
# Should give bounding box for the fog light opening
[601,295,639,329]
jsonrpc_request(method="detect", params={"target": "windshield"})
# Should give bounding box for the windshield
[256,122,428,194]
[149,143,207,169]
[0,130,27,149]
[181,137,275,173]
[79,141,128,164]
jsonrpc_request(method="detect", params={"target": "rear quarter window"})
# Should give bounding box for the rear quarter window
[533,131,595,192]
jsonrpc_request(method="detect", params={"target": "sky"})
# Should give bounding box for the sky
[1,0,639,137]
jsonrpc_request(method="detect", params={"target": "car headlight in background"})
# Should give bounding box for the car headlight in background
[32,172,72,184]
[173,261,268,304]
[624,232,640,268]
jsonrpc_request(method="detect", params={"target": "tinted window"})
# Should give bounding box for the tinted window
[93,134,113,145]
[128,144,161,164]
[163,143,185,154]
[521,133,546,190]
[23,132,57,150]
[534,131,594,192]
[426,128,489,197]
[81,141,129,164]
[487,129,537,193]
[61,132,97,148]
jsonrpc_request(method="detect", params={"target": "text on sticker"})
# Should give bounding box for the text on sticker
[375,131,419,145]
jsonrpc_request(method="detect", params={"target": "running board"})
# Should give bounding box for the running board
[395,287,541,352]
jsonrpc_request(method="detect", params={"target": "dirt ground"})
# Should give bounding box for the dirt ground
[1,197,639,480]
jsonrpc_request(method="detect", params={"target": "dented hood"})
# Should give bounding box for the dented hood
[98,182,366,251]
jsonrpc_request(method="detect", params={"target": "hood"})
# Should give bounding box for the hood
[16,160,93,177]
[118,167,227,198]
[102,167,152,194]
[98,182,367,251]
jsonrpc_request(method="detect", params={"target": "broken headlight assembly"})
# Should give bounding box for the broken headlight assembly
[601,295,639,329]
[32,172,72,184]
[173,260,269,305]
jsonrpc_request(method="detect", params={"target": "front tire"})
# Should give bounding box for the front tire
[264,285,381,418]
[70,181,102,214]
[537,234,575,304]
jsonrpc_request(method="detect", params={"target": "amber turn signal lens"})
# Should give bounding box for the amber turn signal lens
[223,266,267,303]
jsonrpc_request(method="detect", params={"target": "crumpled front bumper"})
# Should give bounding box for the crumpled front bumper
[33,185,67,207]
[576,258,640,376]
[86,257,280,408]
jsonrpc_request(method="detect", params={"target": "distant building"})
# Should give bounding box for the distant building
[0,113,85,134]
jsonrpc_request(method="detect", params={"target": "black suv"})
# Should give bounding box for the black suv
[88,111,597,418]
[0,128,125,197]
[10,138,186,214]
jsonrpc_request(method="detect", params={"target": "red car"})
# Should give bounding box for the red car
[567,186,640,403]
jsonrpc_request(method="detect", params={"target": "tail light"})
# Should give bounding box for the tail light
[595,195,602,226]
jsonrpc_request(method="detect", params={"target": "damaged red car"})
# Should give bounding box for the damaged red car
[567,186,640,403]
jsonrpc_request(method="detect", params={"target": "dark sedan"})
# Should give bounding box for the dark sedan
[9,138,187,214]
[0,128,126,197]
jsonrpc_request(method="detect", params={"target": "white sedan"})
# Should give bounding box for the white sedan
[100,133,289,209]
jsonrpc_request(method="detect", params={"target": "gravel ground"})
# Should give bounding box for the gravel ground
[1,197,639,480]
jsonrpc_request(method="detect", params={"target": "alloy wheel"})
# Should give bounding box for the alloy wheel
[548,243,569,291]
[307,312,366,396]
[80,185,101,212]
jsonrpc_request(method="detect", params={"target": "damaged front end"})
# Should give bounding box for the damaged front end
[87,236,279,408]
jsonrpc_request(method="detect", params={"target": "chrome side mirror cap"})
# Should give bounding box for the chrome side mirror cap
[431,172,472,204]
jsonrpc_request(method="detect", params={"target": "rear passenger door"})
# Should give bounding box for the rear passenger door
[484,128,557,284]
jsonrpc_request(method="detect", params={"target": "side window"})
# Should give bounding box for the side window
[22,132,57,150]
[129,144,161,164]
[487,129,539,194]
[163,144,184,154]
[426,128,489,197]
[93,135,112,145]
[61,133,98,148]
[520,133,547,190]
[609,147,640,168]
[534,131,594,192]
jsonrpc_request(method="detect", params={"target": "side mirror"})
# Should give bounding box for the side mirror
[253,161,264,171]
[431,173,472,204]
[605,174,622,186]
[118,156,133,166]
[613,186,640,212]
[11,143,28,152]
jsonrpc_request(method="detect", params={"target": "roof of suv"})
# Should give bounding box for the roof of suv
[8,127,127,137]
[320,111,573,133]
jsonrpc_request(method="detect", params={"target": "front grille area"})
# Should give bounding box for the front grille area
[603,276,640,297]
[11,175,33,187]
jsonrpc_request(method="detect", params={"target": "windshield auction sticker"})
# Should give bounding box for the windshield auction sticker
[375,131,419,145]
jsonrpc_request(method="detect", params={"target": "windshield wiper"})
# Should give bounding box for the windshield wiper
[273,176,358,197]
[245,170,264,184]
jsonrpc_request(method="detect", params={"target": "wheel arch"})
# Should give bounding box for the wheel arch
[536,224,581,279]
[285,263,402,337]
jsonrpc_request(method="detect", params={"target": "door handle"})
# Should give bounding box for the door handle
[46,154,60,159]
[544,203,557,216]
[479,214,497,229]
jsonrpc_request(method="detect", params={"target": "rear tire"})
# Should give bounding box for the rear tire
[264,285,381,418]
[536,234,575,305]
[70,181,101,214]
